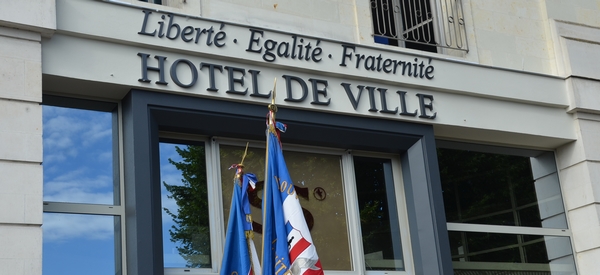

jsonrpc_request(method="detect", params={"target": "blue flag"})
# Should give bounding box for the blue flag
[221,173,260,275]
[262,122,323,275]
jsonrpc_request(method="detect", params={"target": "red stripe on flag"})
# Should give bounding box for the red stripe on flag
[289,237,311,262]
[303,260,324,275]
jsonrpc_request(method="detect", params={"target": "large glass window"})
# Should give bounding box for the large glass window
[219,144,352,271]
[157,138,413,274]
[42,98,123,275]
[438,146,577,275]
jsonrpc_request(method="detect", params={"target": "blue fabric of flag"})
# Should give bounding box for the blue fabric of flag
[262,129,294,275]
[221,173,257,275]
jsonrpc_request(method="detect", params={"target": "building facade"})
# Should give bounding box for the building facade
[1,0,600,274]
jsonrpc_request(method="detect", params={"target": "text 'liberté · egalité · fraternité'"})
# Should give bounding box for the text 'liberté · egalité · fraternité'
[135,10,437,119]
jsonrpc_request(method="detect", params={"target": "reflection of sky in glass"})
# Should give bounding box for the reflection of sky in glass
[42,106,116,274]
[42,213,115,275]
[159,142,188,267]
[42,106,113,204]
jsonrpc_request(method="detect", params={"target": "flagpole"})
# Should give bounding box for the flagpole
[233,142,259,275]
[261,78,277,275]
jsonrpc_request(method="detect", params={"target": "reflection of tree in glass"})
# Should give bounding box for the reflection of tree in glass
[437,148,538,226]
[163,145,211,268]
[438,148,549,265]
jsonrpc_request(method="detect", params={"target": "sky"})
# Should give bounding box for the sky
[42,105,193,274]
[42,106,116,274]
[159,142,190,268]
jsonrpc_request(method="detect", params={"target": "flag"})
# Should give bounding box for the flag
[221,170,261,275]
[262,119,324,275]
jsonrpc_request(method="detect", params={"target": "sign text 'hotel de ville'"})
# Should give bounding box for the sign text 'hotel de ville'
[135,10,437,119]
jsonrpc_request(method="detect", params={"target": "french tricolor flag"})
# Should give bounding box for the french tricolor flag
[262,119,324,275]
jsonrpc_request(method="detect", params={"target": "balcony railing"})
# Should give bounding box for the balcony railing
[371,0,469,52]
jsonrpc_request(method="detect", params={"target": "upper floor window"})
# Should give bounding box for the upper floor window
[370,0,469,53]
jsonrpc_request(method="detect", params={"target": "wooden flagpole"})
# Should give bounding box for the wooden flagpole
[261,78,277,275]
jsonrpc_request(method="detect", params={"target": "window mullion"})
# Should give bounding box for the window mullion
[207,138,224,274]
[117,102,127,275]
[341,151,365,274]
[43,202,122,216]
[446,222,572,237]
[390,157,414,274]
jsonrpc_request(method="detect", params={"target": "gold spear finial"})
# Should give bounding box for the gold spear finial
[240,142,249,166]
[234,142,250,183]
[268,78,277,113]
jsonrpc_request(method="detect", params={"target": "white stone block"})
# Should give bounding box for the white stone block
[0,0,55,32]
[494,52,524,71]
[516,37,551,59]
[0,257,41,275]
[569,203,600,229]
[0,132,42,163]
[22,257,42,275]
[575,247,600,275]
[570,205,600,252]
[25,193,43,225]
[521,55,550,74]
[474,29,517,54]
[261,0,308,17]
[0,100,42,134]
[563,38,600,80]
[24,60,43,101]
[219,0,260,7]
[555,117,600,169]
[569,77,600,113]
[353,0,369,9]
[0,225,42,260]
[559,161,594,210]
[0,258,25,275]
[338,3,357,27]
[0,40,42,102]
[0,161,42,225]
[310,0,339,23]
[0,57,25,97]
[471,0,509,14]
[561,161,600,208]
[472,9,498,33]
[509,0,544,20]
[556,137,585,170]
[0,100,42,163]
[576,7,600,27]
[546,1,578,23]
[578,119,600,162]
[0,194,25,224]
[0,36,41,62]
[0,161,42,195]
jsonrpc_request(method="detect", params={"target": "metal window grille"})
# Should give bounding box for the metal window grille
[139,0,163,4]
[371,0,469,52]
